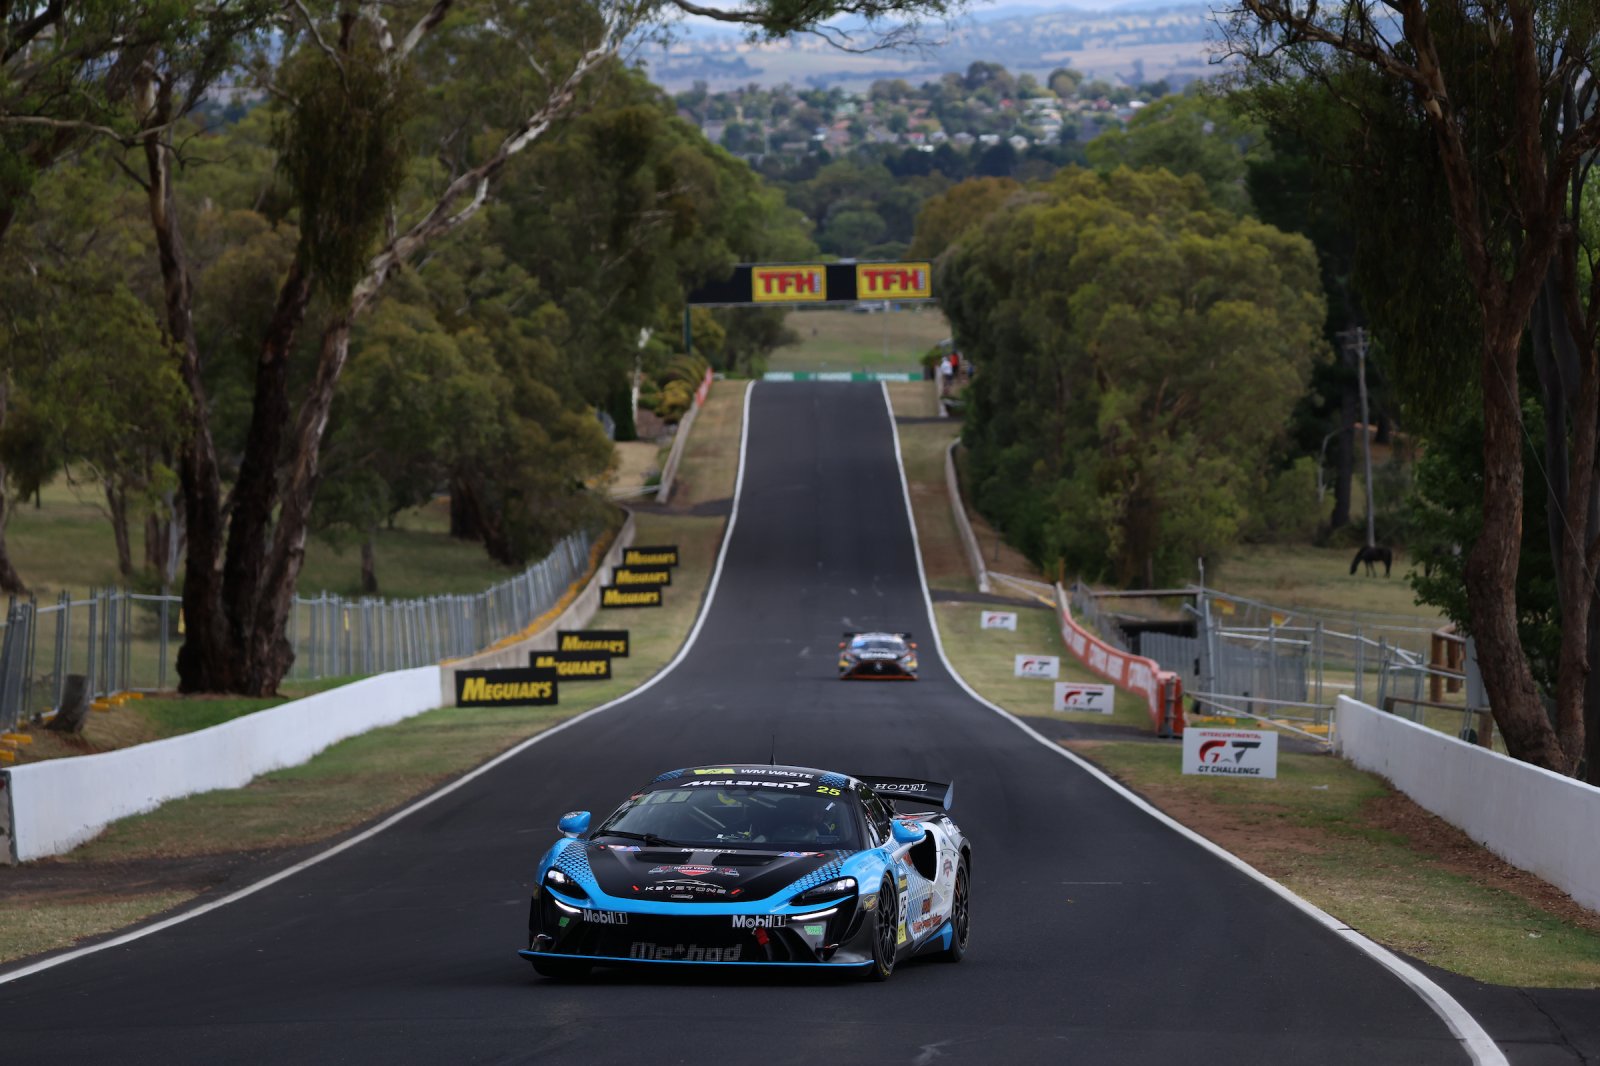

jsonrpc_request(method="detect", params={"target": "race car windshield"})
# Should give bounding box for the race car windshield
[851,637,903,652]
[597,788,861,850]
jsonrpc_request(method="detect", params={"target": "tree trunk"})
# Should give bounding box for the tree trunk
[219,256,314,677]
[236,312,358,695]
[0,484,27,595]
[0,381,28,595]
[1464,329,1568,770]
[106,481,133,578]
[140,81,233,694]
[449,482,482,541]
[144,512,163,574]
[360,529,378,596]
[1329,388,1355,529]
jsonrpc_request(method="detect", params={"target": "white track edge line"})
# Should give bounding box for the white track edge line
[0,381,759,988]
[877,382,1505,1066]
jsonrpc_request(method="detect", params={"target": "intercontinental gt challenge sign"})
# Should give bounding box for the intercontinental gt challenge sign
[1181,728,1279,779]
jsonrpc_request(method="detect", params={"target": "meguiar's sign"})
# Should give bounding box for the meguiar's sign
[558,629,630,657]
[602,586,663,608]
[623,546,679,567]
[613,565,672,588]
[529,650,613,681]
[687,261,935,306]
[456,668,558,707]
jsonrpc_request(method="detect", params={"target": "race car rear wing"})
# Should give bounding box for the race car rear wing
[841,632,914,641]
[861,776,954,811]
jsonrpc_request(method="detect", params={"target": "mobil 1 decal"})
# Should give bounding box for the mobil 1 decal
[529,649,613,681]
[612,564,671,588]
[557,629,630,657]
[602,585,663,608]
[622,545,679,568]
[455,666,559,707]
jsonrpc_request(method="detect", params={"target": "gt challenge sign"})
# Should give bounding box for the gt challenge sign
[1013,654,1060,679]
[1182,728,1279,780]
[980,611,1018,631]
[1053,683,1114,714]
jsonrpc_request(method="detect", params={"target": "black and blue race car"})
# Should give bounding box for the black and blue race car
[521,764,970,980]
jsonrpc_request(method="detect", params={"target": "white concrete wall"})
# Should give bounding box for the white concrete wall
[1335,695,1600,913]
[2,667,440,862]
[944,441,991,594]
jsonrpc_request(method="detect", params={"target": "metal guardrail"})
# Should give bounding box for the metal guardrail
[0,529,596,731]
[1073,584,1456,745]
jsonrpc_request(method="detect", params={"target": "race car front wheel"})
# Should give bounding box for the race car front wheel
[530,955,592,980]
[864,877,898,982]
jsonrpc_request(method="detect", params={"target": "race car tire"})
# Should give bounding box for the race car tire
[530,956,592,980]
[864,877,898,982]
[938,860,970,963]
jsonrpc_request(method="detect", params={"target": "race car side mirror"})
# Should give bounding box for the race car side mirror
[891,820,926,846]
[557,810,591,838]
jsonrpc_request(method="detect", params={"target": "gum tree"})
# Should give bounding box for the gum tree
[1224,1,1600,775]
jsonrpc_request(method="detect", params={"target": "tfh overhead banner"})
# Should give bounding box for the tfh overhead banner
[687,261,935,306]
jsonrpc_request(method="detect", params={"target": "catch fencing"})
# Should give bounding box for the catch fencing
[0,529,596,732]
[1075,584,1458,743]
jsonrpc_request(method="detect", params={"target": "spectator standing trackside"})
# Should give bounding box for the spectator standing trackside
[940,355,954,396]
[949,350,961,378]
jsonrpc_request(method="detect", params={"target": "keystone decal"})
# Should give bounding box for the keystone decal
[558,629,629,657]
[529,650,613,681]
[612,565,672,588]
[455,667,558,707]
[602,586,663,608]
[855,261,932,300]
[752,265,826,303]
[623,546,679,567]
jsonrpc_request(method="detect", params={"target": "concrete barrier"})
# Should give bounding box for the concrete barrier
[438,511,637,703]
[1335,695,1600,913]
[944,441,991,594]
[656,369,714,504]
[0,667,440,863]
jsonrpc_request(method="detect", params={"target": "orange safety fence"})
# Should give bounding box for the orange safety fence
[1056,587,1185,737]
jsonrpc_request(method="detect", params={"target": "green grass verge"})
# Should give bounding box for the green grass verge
[0,892,195,966]
[61,508,727,865]
[767,306,949,373]
[1080,742,1600,988]
[934,602,1151,731]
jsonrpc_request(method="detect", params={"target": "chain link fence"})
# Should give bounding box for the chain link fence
[1073,583,1460,743]
[0,529,597,732]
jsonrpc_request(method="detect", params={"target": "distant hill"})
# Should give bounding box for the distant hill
[647,4,1221,92]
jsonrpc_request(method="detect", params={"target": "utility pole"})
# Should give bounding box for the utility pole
[1340,327,1377,549]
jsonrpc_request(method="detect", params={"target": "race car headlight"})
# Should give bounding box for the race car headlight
[791,876,856,906]
[543,867,589,900]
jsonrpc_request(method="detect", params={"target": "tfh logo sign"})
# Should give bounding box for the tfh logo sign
[855,262,932,300]
[1182,728,1279,779]
[752,265,827,302]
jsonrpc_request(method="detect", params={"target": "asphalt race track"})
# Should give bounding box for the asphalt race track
[0,383,1494,1064]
